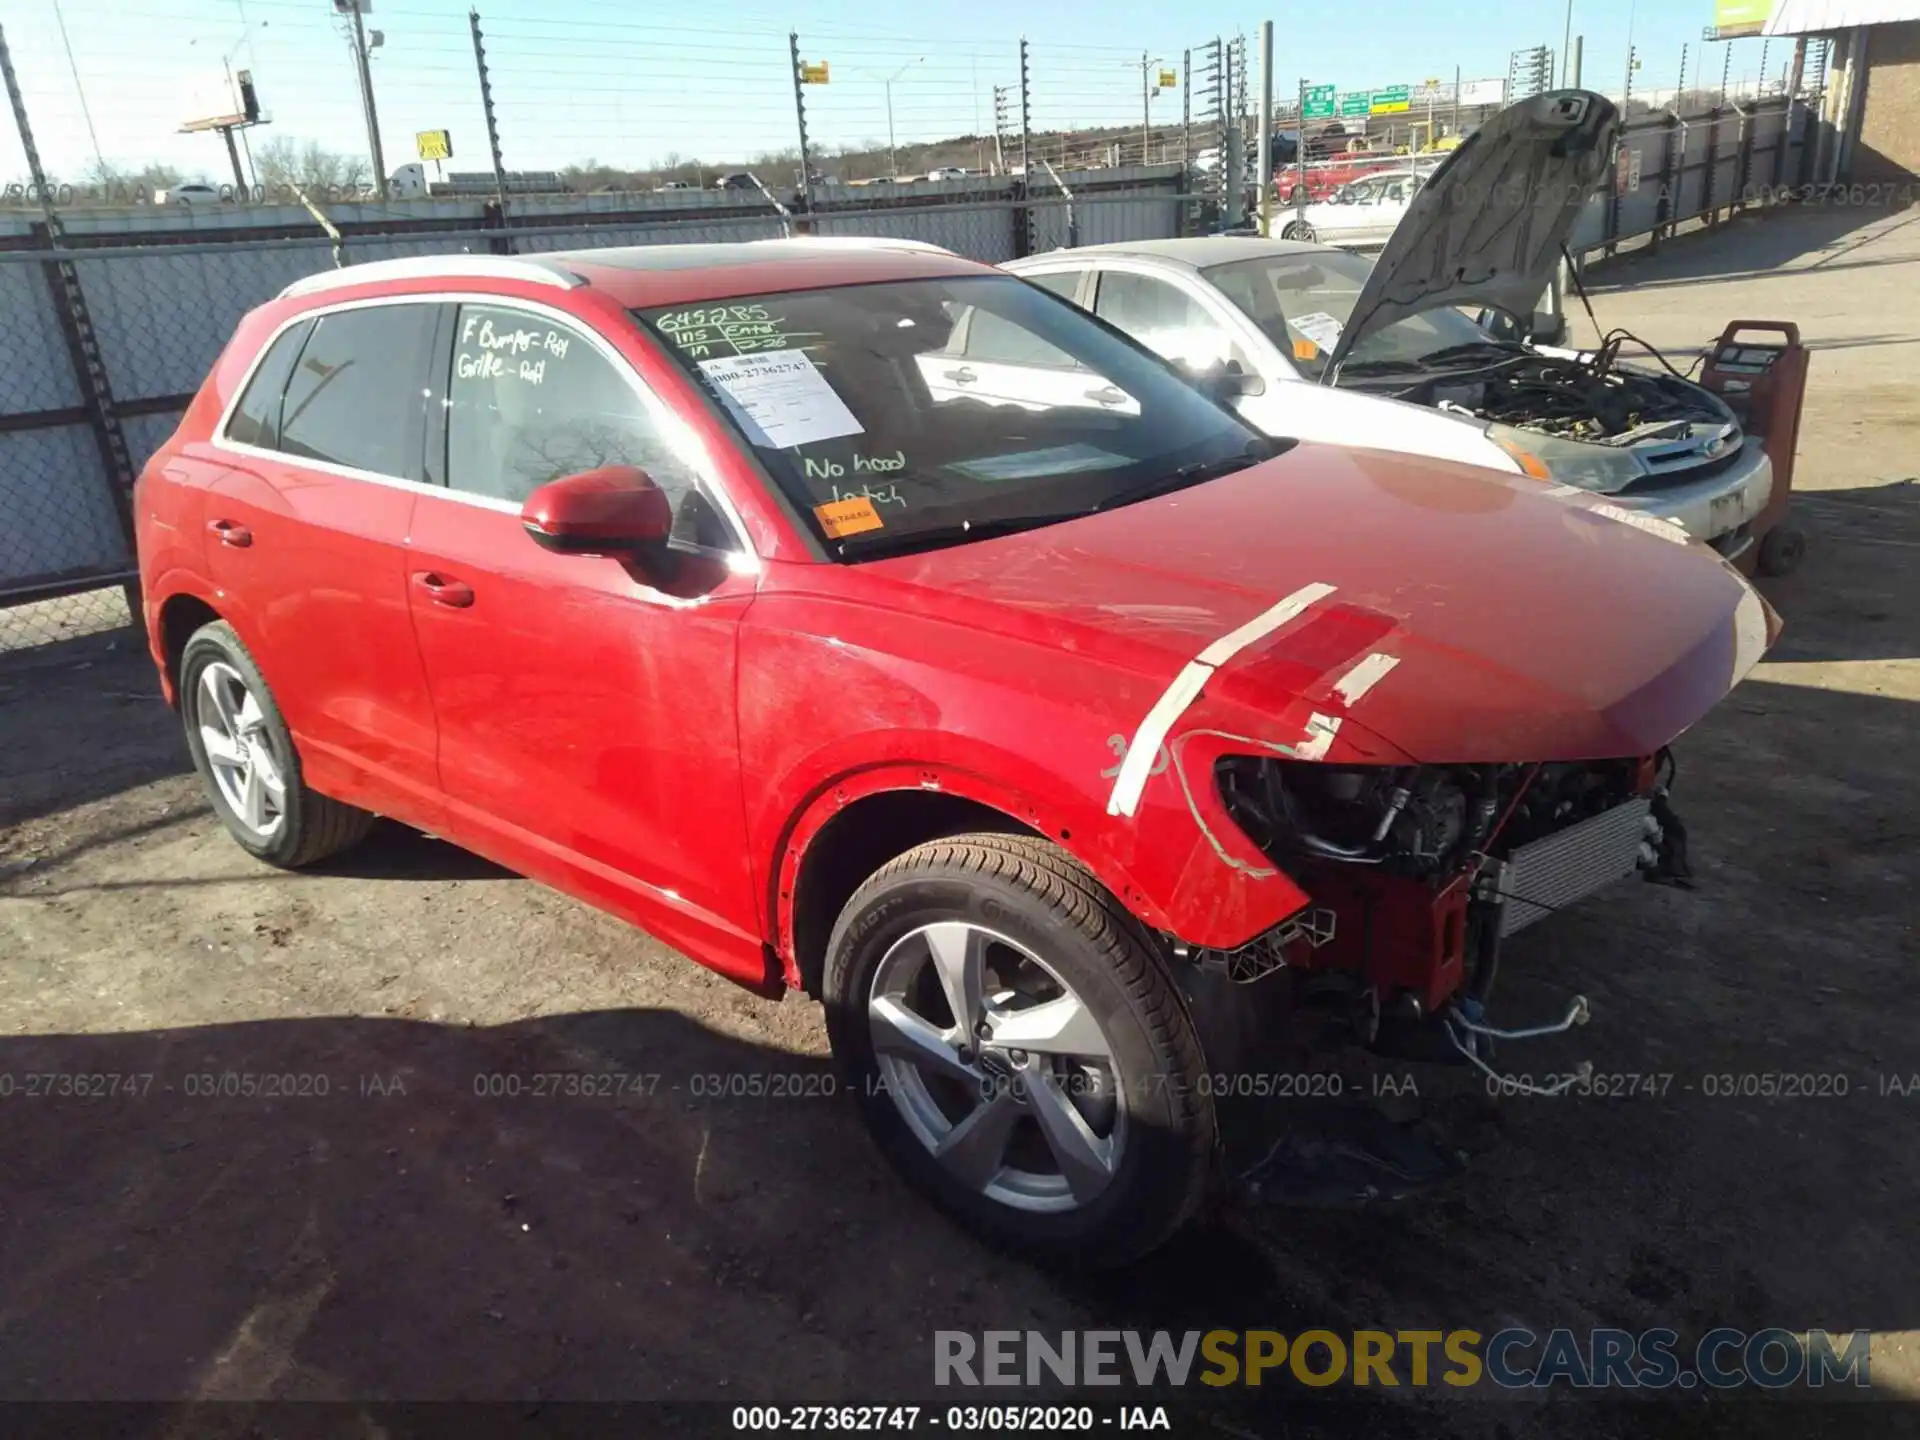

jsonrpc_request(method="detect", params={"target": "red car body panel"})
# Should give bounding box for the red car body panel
[870,445,1763,765]
[136,247,1777,1003]
[403,493,769,987]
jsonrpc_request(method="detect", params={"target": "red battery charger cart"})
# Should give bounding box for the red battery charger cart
[1696,321,1811,577]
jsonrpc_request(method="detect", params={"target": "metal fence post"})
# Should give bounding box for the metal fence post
[790,31,815,226]
[1293,78,1306,228]
[1016,37,1033,256]
[469,8,511,242]
[1772,92,1792,192]
[1733,102,1755,210]
[1702,73,1722,223]
[1255,22,1272,238]
[0,21,139,621]
[1651,110,1676,249]
[1222,37,1245,228]
[1179,50,1191,235]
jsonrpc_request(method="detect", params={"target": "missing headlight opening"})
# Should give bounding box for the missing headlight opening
[1211,753,1692,1055]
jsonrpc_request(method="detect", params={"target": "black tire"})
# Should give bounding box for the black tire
[1281,220,1315,243]
[178,620,377,868]
[823,833,1214,1267]
[1757,522,1806,577]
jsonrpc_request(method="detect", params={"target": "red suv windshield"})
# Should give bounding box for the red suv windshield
[634,275,1270,559]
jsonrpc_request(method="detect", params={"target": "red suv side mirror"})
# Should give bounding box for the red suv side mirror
[521,466,672,557]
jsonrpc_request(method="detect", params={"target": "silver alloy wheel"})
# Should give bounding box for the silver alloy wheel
[195,660,288,841]
[868,921,1125,1213]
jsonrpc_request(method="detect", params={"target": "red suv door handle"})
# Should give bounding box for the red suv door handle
[208,519,252,548]
[412,571,475,609]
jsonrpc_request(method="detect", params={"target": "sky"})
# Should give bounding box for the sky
[1,0,1797,185]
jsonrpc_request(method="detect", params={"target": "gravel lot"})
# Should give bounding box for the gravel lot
[2,202,1916,1434]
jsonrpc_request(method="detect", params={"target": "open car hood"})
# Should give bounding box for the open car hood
[1320,89,1621,379]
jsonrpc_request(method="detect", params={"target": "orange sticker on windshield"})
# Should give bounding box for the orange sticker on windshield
[1293,338,1320,360]
[814,496,884,538]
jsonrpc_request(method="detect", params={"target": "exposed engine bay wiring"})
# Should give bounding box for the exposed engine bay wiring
[1383,348,1732,444]
[1451,358,1715,441]
[1367,245,1722,442]
[1216,756,1667,880]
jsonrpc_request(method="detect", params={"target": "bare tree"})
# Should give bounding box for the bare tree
[252,137,373,194]
[84,158,189,201]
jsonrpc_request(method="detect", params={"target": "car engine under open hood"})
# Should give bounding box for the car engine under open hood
[1320,89,1621,379]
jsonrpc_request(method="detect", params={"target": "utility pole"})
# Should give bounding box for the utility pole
[342,0,388,198]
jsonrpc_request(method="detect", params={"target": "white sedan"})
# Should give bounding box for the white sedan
[1274,169,1428,249]
[1003,91,1776,559]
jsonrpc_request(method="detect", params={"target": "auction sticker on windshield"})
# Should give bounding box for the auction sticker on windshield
[696,350,863,450]
[1289,311,1344,352]
[814,496,886,538]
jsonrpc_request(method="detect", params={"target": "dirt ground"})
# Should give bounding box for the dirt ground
[2,202,1917,1435]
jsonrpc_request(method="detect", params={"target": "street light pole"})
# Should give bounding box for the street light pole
[1562,1,1575,89]
[882,56,923,176]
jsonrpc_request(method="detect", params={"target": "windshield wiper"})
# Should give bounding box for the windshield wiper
[1335,357,1428,376]
[845,511,1089,559]
[842,441,1283,558]
[1413,340,1536,368]
[1091,439,1282,513]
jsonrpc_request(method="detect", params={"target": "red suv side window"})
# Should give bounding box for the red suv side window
[225,319,312,450]
[443,302,737,551]
[277,305,438,479]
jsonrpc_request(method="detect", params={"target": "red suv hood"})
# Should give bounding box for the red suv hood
[862,442,1776,763]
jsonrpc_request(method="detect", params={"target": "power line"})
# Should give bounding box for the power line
[48,0,106,175]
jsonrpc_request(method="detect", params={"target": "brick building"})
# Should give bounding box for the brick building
[1766,0,1920,183]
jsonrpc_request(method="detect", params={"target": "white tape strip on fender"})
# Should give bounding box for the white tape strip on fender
[1282,711,1344,762]
[1106,582,1336,819]
[1730,579,1770,686]
[1332,651,1400,706]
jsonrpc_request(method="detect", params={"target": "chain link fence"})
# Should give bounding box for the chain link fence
[0,177,1192,654]
[0,0,1840,657]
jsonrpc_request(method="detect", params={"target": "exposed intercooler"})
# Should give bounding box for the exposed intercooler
[1493,796,1652,934]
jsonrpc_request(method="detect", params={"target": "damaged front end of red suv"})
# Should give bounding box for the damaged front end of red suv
[1203,750,1686,1076]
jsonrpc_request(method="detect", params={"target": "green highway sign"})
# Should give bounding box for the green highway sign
[1339,91,1371,117]
[1370,84,1411,114]
[1302,84,1337,120]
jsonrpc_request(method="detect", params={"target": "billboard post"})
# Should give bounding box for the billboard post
[180,65,266,195]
